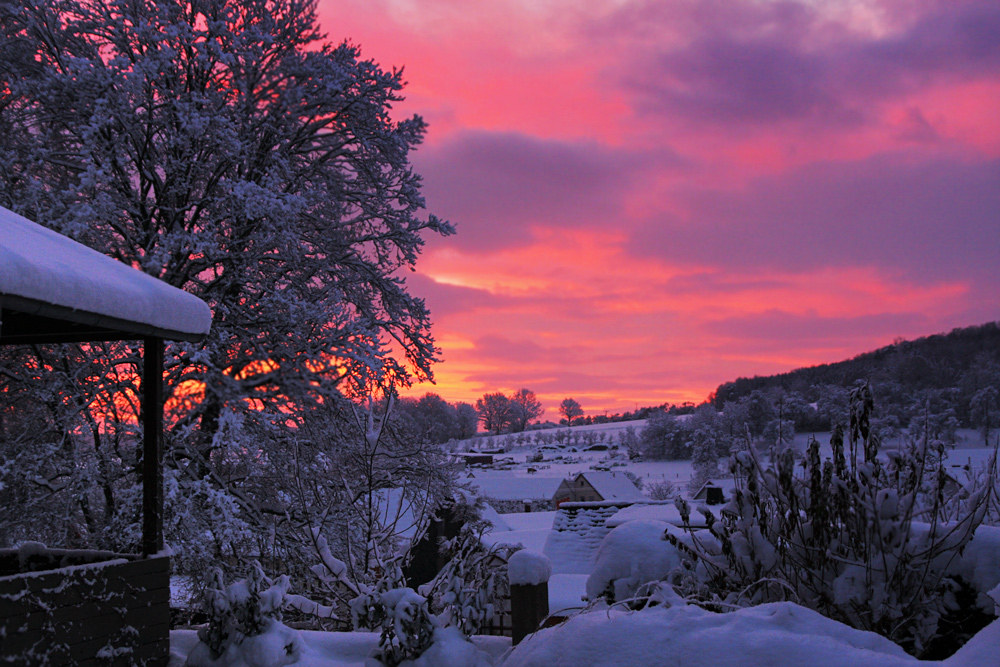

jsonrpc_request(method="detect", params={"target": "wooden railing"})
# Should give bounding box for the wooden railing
[0,550,170,666]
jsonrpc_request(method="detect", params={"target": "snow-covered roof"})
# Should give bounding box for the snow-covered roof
[577,472,645,502]
[0,206,211,342]
[468,476,562,501]
[691,478,738,501]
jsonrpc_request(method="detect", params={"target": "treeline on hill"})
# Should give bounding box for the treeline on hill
[398,388,686,443]
[711,322,1000,421]
[638,322,1000,469]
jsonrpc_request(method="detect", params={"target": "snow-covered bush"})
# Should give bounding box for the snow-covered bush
[586,521,684,605]
[188,562,304,667]
[369,588,440,666]
[349,559,409,631]
[645,479,677,500]
[419,524,516,636]
[665,383,998,657]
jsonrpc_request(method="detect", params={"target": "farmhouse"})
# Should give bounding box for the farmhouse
[552,471,645,505]
[0,206,212,665]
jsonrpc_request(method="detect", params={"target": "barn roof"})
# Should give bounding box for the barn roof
[576,471,645,502]
[469,475,563,501]
[0,206,211,343]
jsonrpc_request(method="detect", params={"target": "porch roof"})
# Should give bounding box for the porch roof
[0,206,211,344]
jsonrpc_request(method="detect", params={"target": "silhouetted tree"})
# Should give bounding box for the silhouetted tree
[476,393,512,435]
[454,403,479,439]
[508,388,543,432]
[559,397,583,426]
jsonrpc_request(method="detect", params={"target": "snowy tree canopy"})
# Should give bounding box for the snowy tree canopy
[0,0,451,396]
[0,0,454,572]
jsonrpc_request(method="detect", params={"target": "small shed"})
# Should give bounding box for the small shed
[0,207,212,665]
[691,479,737,506]
[454,452,495,466]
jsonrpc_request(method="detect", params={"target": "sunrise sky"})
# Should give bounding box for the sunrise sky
[315,0,1000,415]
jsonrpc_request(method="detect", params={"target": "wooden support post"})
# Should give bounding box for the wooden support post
[510,581,549,646]
[142,337,164,557]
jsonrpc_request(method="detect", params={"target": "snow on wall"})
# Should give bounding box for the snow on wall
[543,504,623,575]
[605,502,707,528]
[502,601,943,667]
[0,206,211,337]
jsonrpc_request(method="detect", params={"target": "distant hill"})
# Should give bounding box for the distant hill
[710,321,1000,411]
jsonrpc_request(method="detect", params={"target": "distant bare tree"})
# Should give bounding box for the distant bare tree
[476,393,512,435]
[509,388,543,432]
[455,402,480,439]
[559,398,584,426]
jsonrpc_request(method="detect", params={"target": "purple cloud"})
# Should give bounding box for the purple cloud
[405,272,504,318]
[629,154,1000,284]
[413,131,684,251]
[701,310,931,349]
[614,0,1000,128]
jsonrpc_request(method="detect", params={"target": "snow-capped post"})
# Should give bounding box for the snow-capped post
[508,549,552,645]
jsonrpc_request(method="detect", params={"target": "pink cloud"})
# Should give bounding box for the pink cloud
[319,0,1000,413]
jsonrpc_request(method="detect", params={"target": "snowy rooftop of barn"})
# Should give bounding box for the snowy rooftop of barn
[0,206,211,341]
[467,474,563,501]
[577,471,646,502]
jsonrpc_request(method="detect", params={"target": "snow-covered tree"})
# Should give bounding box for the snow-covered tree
[971,386,999,445]
[687,438,721,494]
[640,412,689,460]
[0,0,452,571]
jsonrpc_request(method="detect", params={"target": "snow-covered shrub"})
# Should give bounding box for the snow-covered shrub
[665,383,998,657]
[349,558,409,631]
[189,562,303,667]
[586,521,684,605]
[419,524,516,636]
[645,479,677,500]
[369,588,440,666]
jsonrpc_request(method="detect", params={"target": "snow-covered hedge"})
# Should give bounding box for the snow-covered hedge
[662,385,998,657]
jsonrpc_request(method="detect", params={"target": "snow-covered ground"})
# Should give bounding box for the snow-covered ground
[169,604,1000,667]
[169,629,510,667]
[169,427,998,666]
